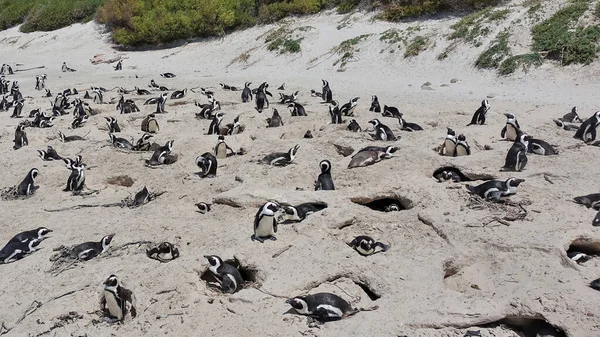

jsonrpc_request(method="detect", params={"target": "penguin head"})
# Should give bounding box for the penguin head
[195,155,206,168]
[286,297,309,314]
[319,160,332,174]
[594,111,600,121]
[371,95,378,102]
[369,119,381,127]
[218,135,225,142]
[287,103,296,111]
[103,274,119,290]
[261,201,280,216]
[29,168,39,181]
[37,150,46,159]
[196,202,212,213]
[36,227,53,239]
[272,108,279,117]
[245,82,251,87]
[457,134,466,141]
[482,100,489,108]
[350,97,360,104]
[288,144,300,158]
[384,146,398,157]
[446,127,456,136]
[506,177,525,188]
[164,140,174,152]
[204,255,224,271]
[504,113,516,121]
[519,134,531,145]
[219,83,225,89]
[101,234,115,249]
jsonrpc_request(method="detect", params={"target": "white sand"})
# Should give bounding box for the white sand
[0,2,599,336]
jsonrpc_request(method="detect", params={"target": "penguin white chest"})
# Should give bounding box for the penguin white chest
[443,140,456,156]
[104,290,123,320]
[255,215,275,237]
[506,125,518,141]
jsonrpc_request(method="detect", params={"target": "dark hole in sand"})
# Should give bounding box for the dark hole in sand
[356,282,381,301]
[568,238,600,256]
[432,166,495,182]
[477,316,566,337]
[351,196,412,213]
[200,258,260,289]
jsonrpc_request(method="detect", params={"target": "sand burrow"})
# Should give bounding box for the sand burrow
[477,316,567,337]
[350,195,413,212]
[200,257,262,291]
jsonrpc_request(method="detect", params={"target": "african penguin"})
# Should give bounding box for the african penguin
[340,97,359,116]
[252,201,280,243]
[61,62,76,72]
[567,251,592,264]
[267,108,283,127]
[397,113,423,131]
[255,82,272,113]
[501,113,521,141]
[242,82,253,102]
[453,134,471,156]
[465,177,524,202]
[225,115,243,135]
[141,113,160,133]
[347,119,361,132]
[321,79,333,103]
[105,117,121,133]
[288,102,307,116]
[65,162,86,192]
[114,59,122,71]
[279,202,328,222]
[315,160,335,191]
[553,119,579,131]
[501,134,530,172]
[382,105,401,118]
[195,202,212,214]
[146,140,176,165]
[279,91,298,104]
[146,242,179,263]
[562,106,582,123]
[572,193,600,211]
[195,152,218,178]
[278,83,285,90]
[6,227,52,245]
[109,133,134,150]
[574,111,600,143]
[0,239,41,264]
[348,146,397,169]
[160,72,176,78]
[369,119,397,141]
[71,234,114,261]
[260,144,300,166]
[13,123,28,150]
[171,88,186,99]
[348,236,390,256]
[208,112,224,135]
[467,100,490,126]
[528,138,558,155]
[133,133,154,151]
[590,278,600,292]
[16,168,39,196]
[286,293,361,322]
[204,255,244,294]
[369,95,381,113]
[135,86,152,95]
[214,135,234,159]
[329,100,342,124]
[440,128,457,156]
[10,98,24,118]
[59,131,86,142]
[101,274,137,322]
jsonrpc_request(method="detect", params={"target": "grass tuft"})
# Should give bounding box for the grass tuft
[498,53,543,75]
[404,35,429,58]
[475,31,510,69]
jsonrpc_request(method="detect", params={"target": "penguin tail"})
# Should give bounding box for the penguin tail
[465,184,476,193]
[358,305,379,313]
[375,242,390,252]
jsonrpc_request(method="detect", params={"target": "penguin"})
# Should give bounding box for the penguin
[440,128,457,156]
[105,117,121,133]
[252,201,280,242]
[71,114,88,129]
[146,242,179,263]
[133,133,154,151]
[214,135,235,159]
[160,72,176,78]
[574,111,600,142]
[195,152,218,178]
[434,170,462,183]
[10,98,24,118]
[135,86,152,95]
[58,130,86,142]
[13,123,28,150]
[15,168,38,197]
[195,202,212,214]
[35,74,46,91]
[267,108,283,127]
[278,83,285,90]
[260,144,300,166]
[0,239,41,264]
[0,94,10,111]
[382,105,401,118]
[6,227,52,245]
[255,82,272,113]
[171,89,186,99]
[304,130,313,139]
[467,100,490,126]
[347,119,361,132]
[321,80,333,103]
[108,133,134,149]
[100,274,137,322]
[207,112,224,135]
[114,60,122,71]
[553,119,579,131]
[528,138,558,155]
[279,202,328,222]
[567,251,592,264]
[310,89,322,98]
[220,83,238,91]
[286,293,363,322]
[44,89,52,97]
[147,140,176,165]
[573,193,600,210]
[62,62,76,72]
[453,134,471,156]
[589,278,600,292]
[369,95,381,113]
[65,162,86,192]
[200,87,214,97]
[347,146,397,169]
[141,113,160,133]
[501,113,521,141]
[369,119,397,141]
[329,100,343,124]
[279,91,298,104]
[63,155,83,171]
[225,115,243,135]
[71,234,114,261]
[288,102,307,116]
[340,97,359,116]
[397,113,423,131]
[155,92,168,113]
[348,236,390,256]
[315,160,335,191]
[501,134,530,172]
[562,106,582,123]
[92,88,104,104]
[465,177,524,202]
[132,186,151,206]
[204,255,244,294]
[242,82,253,102]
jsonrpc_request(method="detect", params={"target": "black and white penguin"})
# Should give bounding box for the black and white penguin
[13,123,28,150]
[101,274,137,322]
[135,86,152,95]
[278,83,285,90]
[71,114,88,129]
[133,133,154,151]
[321,80,333,103]
[242,82,253,102]
[382,105,401,118]
[58,130,86,142]
[44,88,52,97]
[72,234,114,261]
[267,108,284,127]
[288,102,307,116]
[92,88,104,104]
[160,72,176,78]
[147,140,176,165]
[573,193,600,210]
[195,152,218,178]
[195,202,212,214]
[440,128,457,156]
[315,160,335,191]
[214,135,235,159]
[348,146,397,169]
[132,186,150,206]
[553,119,579,131]
[453,134,471,156]
[466,177,524,202]
[114,59,122,71]
[0,239,41,264]
[501,113,521,141]
[141,113,160,133]
[279,202,328,222]
[16,168,38,196]
[340,97,359,116]
[261,144,300,166]
[253,201,280,242]
[6,227,52,245]
[255,82,272,113]
[171,88,186,99]
[220,83,238,91]
[196,99,221,119]
[146,242,179,263]
[279,91,298,104]
[329,100,342,124]
[574,111,600,142]
[397,113,423,131]
[155,92,168,113]
[10,98,24,118]
[347,119,361,132]
[286,293,363,322]
[65,162,86,192]
[528,138,558,155]
[501,134,530,172]
[348,236,390,256]
[562,106,582,123]
[0,94,10,111]
[567,251,592,264]
[105,117,121,133]
[369,95,381,113]
[207,112,224,135]
[225,115,243,135]
[369,119,397,141]
[61,62,76,72]
[304,130,313,139]
[35,74,46,91]
[467,100,490,126]
[109,133,134,150]
[310,89,322,98]
[204,255,244,294]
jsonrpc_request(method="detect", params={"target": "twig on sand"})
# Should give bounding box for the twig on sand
[156,288,178,295]
[162,43,188,59]
[156,312,185,319]
[543,174,554,184]
[253,286,288,299]
[272,245,292,258]
[14,65,45,72]
[417,214,452,245]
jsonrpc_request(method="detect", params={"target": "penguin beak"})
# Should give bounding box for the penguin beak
[285,298,294,304]
[515,178,525,183]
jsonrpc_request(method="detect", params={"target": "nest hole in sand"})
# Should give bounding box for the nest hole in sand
[432,166,495,182]
[350,195,413,213]
[477,316,566,337]
[356,281,381,301]
[567,237,600,256]
[200,257,261,290]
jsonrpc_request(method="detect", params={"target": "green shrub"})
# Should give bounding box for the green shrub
[0,0,38,30]
[404,35,429,57]
[487,9,510,21]
[21,0,105,32]
[596,1,600,18]
[258,0,322,23]
[475,31,510,69]
[378,0,502,22]
[498,53,543,75]
[562,25,600,65]
[531,1,588,57]
[333,34,370,69]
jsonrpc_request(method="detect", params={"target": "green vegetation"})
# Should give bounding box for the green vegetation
[377,0,502,22]
[475,31,510,69]
[264,26,313,54]
[332,34,370,70]
[488,9,510,21]
[0,0,103,32]
[404,35,429,57]
[498,53,543,75]
[448,8,493,47]
[596,2,600,18]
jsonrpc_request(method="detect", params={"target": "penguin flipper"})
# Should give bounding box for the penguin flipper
[221,276,237,294]
[375,242,390,252]
[500,126,507,139]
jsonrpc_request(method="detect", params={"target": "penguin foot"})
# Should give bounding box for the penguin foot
[251,235,265,243]
[268,235,277,241]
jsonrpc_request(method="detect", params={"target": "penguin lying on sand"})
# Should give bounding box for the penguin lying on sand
[38,145,62,161]
[195,153,218,178]
[6,227,52,245]
[146,242,179,263]
[347,119,361,132]
[71,234,114,261]
[278,202,328,223]
[347,146,397,169]
[465,178,524,202]
[286,293,378,323]
[204,255,243,294]
[397,113,423,131]
[101,274,137,322]
[561,106,582,123]
[573,193,600,211]
[590,278,600,292]
[348,236,390,256]
[574,111,600,142]
[0,239,41,264]
[261,145,299,166]
[369,119,397,141]
[553,119,579,131]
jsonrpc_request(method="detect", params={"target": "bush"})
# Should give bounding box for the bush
[0,0,38,30]
[531,1,588,57]
[404,35,429,57]
[20,0,104,32]
[378,0,502,22]
[475,30,510,69]
[258,0,323,23]
[498,53,543,75]
[562,25,600,65]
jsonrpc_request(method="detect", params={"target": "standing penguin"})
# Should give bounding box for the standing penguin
[286,293,371,323]
[16,168,39,196]
[369,119,396,141]
[369,95,381,113]
[114,60,122,71]
[267,108,283,127]
[100,274,137,322]
[105,117,121,133]
[195,153,218,178]
[13,123,28,150]
[207,112,224,135]
[255,82,272,113]
[321,80,333,103]
[440,128,457,156]
[252,201,280,243]
[453,134,471,156]
[501,133,530,172]
[500,113,521,141]
[467,100,490,126]
[315,160,335,191]
[65,162,86,192]
[35,75,46,91]
[156,92,168,113]
[288,102,306,116]
[574,111,600,142]
[204,255,244,294]
[214,135,235,159]
[141,113,160,133]
[241,82,252,103]
[328,101,342,124]
[10,98,24,118]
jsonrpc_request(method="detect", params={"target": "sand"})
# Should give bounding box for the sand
[0,2,599,336]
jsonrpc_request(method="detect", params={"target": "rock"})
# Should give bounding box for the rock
[333,143,354,157]
[450,78,459,83]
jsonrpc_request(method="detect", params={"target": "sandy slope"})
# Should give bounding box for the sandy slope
[0,3,599,337]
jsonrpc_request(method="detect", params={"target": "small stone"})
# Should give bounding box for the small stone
[450,78,459,83]
[235,176,244,182]
[207,298,214,304]
[333,143,354,157]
